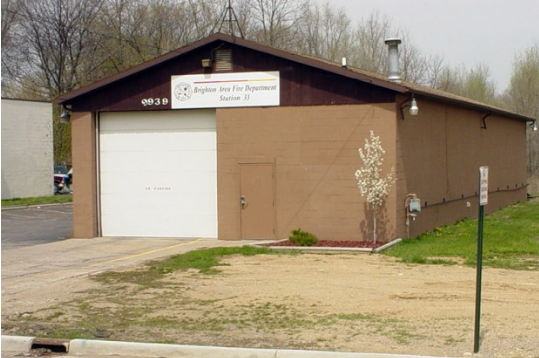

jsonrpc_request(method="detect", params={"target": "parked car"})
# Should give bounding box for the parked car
[54,165,72,194]
[54,165,71,174]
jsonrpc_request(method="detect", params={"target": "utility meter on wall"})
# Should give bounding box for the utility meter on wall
[405,193,421,228]
[408,198,421,213]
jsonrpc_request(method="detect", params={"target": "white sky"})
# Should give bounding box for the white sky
[315,0,539,92]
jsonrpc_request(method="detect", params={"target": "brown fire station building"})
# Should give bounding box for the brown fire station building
[55,33,535,241]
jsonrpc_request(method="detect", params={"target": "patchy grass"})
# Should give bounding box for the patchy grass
[384,199,539,270]
[16,294,412,345]
[153,246,298,274]
[93,246,298,285]
[6,244,536,355]
[1,195,72,208]
[14,246,427,346]
[151,246,291,275]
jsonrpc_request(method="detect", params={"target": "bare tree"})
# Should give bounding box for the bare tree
[246,0,308,49]
[120,0,204,58]
[96,0,166,72]
[296,3,352,61]
[15,0,104,163]
[350,11,392,74]
[94,0,221,79]
[398,31,429,85]
[423,55,448,89]
[1,0,19,44]
[345,11,428,85]
[1,0,25,97]
[190,0,222,38]
[17,0,105,97]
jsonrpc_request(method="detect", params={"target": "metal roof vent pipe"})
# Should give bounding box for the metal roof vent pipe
[384,38,402,83]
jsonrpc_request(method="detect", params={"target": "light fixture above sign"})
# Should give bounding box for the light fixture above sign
[201,59,212,68]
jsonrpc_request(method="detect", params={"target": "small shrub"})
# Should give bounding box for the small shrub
[289,229,318,247]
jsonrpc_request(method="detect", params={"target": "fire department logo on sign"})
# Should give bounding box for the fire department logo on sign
[174,82,192,101]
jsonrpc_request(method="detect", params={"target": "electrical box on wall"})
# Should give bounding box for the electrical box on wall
[409,198,421,213]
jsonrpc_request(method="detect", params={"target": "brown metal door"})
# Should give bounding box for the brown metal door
[240,164,275,240]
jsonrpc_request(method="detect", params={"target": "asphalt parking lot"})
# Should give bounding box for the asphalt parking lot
[1,204,73,251]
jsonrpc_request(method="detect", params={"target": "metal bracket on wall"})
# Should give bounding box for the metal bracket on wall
[481,112,491,129]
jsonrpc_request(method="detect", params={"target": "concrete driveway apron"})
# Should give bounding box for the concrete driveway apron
[1,236,261,310]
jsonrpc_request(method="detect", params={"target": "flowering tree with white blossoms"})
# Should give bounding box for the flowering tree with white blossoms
[355,130,395,244]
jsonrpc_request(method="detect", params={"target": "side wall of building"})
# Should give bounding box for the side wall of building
[1,99,53,199]
[396,96,528,238]
[71,112,98,238]
[217,104,398,241]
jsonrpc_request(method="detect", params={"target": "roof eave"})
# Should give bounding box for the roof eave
[407,88,535,123]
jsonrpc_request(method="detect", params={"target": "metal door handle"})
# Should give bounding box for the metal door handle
[240,196,248,209]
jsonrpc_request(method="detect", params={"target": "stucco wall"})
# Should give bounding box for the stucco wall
[396,96,528,238]
[1,99,53,199]
[70,100,526,241]
[217,104,398,241]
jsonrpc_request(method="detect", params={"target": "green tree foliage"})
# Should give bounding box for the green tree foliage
[501,44,539,177]
[432,64,497,105]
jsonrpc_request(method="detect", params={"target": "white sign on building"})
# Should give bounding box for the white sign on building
[171,71,280,109]
[479,166,489,206]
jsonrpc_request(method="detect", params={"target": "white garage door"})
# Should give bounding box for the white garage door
[99,110,217,237]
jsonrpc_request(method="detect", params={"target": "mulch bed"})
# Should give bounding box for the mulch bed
[267,240,388,249]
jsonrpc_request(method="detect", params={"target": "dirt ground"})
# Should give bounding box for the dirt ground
[2,253,538,358]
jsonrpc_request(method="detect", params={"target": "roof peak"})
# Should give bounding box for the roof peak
[54,33,535,123]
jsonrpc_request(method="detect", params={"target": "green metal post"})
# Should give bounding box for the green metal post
[474,204,485,353]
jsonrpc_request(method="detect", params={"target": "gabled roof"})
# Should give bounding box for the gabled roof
[55,33,534,123]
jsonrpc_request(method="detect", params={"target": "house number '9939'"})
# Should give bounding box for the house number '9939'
[141,98,169,106]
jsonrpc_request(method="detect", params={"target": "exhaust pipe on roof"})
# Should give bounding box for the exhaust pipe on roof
[384,38,402,83]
